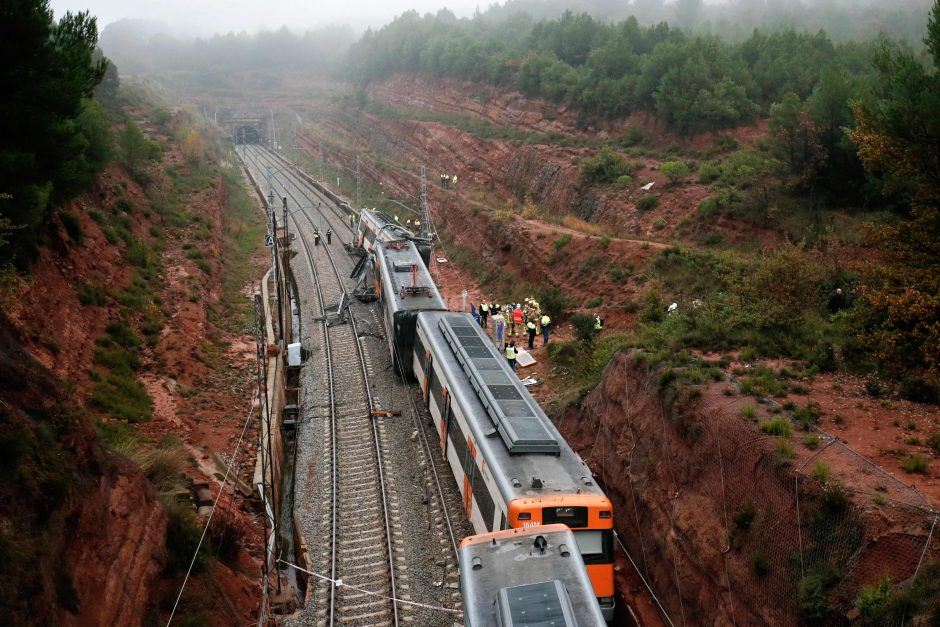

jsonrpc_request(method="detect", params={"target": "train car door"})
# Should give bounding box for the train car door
[462,438,476,519]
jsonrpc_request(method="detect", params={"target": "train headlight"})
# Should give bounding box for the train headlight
[599,510,612,519]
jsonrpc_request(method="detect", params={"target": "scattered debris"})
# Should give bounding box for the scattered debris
[520,376,542,387]
[641,181,655,191]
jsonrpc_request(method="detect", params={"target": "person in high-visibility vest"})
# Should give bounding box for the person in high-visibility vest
[394,214,399,223]
[348,213,355,228]
[414,220,421,231]
[540,313,552,345]
[505,341,517,372]
[526,319,537,350]
[479,302,489,328]
[314,229,321,246]
[594,313,604,332]
[452,175,458,191]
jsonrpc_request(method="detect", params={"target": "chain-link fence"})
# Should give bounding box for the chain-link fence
[557,353,939,626]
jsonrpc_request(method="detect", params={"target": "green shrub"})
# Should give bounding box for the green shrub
[812,462,831,482]
[803,434,820,449]
[616,174,633,187]
[106,322,141,349]
[585,296,602,309]
[578,255,605,275]
[580,146,636,186]
[536,286,571,320]
[597,236,611,249]
[775,437,795,460]
[77,282,107,306]
[698,162,722,183]
[661,161,690,184]
[162,499,209,576]
[90,371,152,422]
[760,417,791,437]
[799,565,840,619]
[928,432,940,455]
[898,377,939,404]
[901,455,929,474]
[114,197,134,213]
[619,127,647,147]
[553,233,572,250]
[58,211,84,244]
[636,194,659,212]
[857,578,892,621]
[740,404,757,420]
[570,314,597,346]
[609,264,633,282]
[793,403,822,430]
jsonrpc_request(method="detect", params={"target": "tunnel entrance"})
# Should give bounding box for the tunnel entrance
[234,125,262,145]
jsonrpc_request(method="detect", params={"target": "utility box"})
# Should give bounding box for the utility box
[287,342,302,367]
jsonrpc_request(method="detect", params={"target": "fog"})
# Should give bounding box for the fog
[49,0,485,35]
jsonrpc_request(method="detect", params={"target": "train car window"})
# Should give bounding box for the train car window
[471,464,495,531]
[448,414,469,476]
[429,367,443,411]
[414,334,427,373]
[542,506,588,528]
[573,530,614,565]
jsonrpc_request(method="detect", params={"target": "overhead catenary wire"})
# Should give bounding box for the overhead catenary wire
[167,396,258,626]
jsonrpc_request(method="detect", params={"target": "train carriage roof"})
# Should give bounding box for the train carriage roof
[417,311,605,503]
[375,239,446,313]
[459,525,606,627]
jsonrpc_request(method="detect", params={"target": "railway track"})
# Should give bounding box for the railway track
[240,146,402,625]
[240,144,467,623]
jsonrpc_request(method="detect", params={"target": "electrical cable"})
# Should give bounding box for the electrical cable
[166,397,258,626]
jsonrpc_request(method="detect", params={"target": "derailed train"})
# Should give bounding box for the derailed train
[355,209,616,620]
[459,525,607,626]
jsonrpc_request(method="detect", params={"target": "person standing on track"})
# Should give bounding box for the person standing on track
[348,213,355,229]
[314,229,320,246]
[326,228,333,245]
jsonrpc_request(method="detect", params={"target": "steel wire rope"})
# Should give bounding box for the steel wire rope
[612,531,677,627]
[256,144,400,625]
[278,559,462,614]
[166,395,258,626]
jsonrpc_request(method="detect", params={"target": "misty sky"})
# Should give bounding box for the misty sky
[50,0,489,35]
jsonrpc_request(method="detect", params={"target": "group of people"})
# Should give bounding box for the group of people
[313,228,333,245]
[471,298,553,371]
[439,173,458,190]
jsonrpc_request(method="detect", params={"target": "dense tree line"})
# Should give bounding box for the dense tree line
[349,10,884,135]
[483,0,931,44]
[0,0,111,268]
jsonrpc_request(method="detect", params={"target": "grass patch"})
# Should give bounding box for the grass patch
[812,462,831,482]
[760,416,791,437]
[553,233,572,250]
[901,455,929,474]
[77,282,108,306]
[740,404,758,420]
[90,372,153,422]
